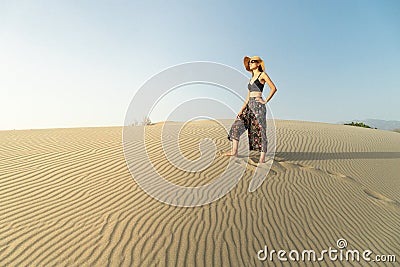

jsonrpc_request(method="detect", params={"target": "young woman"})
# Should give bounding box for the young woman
[224,55,278,163]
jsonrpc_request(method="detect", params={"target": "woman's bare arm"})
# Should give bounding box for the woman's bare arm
[261,71,277,103]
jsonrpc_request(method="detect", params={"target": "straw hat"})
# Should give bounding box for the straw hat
[243,55,265,72]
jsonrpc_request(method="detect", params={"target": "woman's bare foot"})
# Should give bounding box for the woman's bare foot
[223,151,238,157]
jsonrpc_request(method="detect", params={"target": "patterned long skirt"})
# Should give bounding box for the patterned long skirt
[227,97,268,152]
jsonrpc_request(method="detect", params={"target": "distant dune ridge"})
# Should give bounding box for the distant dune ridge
[0,119,399,266]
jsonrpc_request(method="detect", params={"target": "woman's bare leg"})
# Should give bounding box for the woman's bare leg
[224,139,238,156]
[259,151,266,163]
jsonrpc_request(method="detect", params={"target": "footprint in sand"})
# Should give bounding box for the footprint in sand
[230,156,400,212]
[273,160,362,187]
[325,170,359,184]
[363,188,400,210]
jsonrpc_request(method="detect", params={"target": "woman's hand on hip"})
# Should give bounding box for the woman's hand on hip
[255,97,267,105]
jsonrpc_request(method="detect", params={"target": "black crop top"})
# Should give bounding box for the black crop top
[248,72,264,92]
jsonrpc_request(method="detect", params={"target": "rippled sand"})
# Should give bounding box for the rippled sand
[0,120,399,266]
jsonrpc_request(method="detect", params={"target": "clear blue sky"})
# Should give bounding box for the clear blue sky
[1,0,399,130]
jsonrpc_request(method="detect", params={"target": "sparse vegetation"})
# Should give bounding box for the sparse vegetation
[130,119,139,126]
[129,116,153,126]
[392,128,400,133]
[142,116,152,126]
[344,122,377,129]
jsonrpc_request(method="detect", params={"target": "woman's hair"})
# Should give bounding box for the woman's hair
[252,63,264,76]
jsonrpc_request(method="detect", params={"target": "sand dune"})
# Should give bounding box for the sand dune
[0,120,399,266]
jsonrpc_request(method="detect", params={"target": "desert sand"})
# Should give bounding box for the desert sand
[0,119,399,266]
